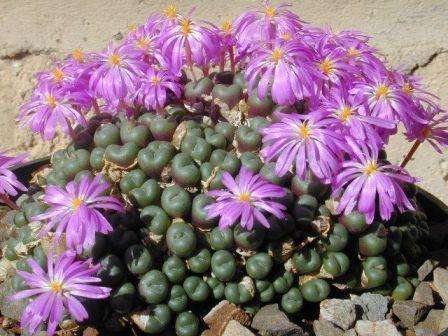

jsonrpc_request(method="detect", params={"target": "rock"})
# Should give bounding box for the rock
[418,260,439,281]
[203,300,251,336]
[252,304,305,335]
[319,299,356,330]
[440,306,448,334]
[414,309,443,335]
[392,300,428,328]
[413,329,438,336]
[432,267,448,303]
[413,282,435,306]
[313,320,344,336]
[350,293,390,321]
[83,327,100,336]
[343,328,357,336]
[222,321,255,336]
[355,320,401,336]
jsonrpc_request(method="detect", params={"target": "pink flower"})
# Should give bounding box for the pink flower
[18,84,87,140]
[89,42,146,104]
[205,167,286,230]
[333,138,415,223]
[0,152,27,198]
[34,174,124,254]
[245,40,317,105]
[261,112,346,182]
[9,251,110,336]
[134,67,182,111]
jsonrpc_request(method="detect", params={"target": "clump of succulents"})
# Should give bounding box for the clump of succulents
[1,2,447,336]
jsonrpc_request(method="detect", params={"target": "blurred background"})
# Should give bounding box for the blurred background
[0,0,447,202]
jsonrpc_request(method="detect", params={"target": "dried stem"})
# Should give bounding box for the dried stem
[0,194,19,210]
[400,140,421,168]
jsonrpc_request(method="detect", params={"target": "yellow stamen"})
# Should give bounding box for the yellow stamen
[180,18,192,36]
[72,198,83,210]
[50,281,63,293]
[265,6,276,18]
[281,32,292,41]
[52,68,64,82]
[271,48,283,64]
[319,58,334,75]
[364,161,378,176]
[46,95,57,108]
[72,49,84,62]
[403,82,413,94]
[128,23,137,32]
[347,47,360,58]
[221,20,232,34]
[108,54,121,66]
[150,75,160,85]
[375,85,389,99]
[298,122,312,139]
[164,5,178,19]
[238,193,251,202]
[339,106,353,122]
[137,37,149,49]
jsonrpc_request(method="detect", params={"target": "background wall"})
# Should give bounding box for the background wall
[0,0,447,202]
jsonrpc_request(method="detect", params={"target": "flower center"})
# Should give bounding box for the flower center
[221,20,232,34]
[319,58,334,75]
[347,47,360,58]
[375,85,389,99]
[52,68,64,82]
[403,82,413,94]
[265,6,276,18]
[108,54,122,66]
[339,105,353,122]
[71,198,84,210]
[364,161,378,176]
[72,49,84,62]
[150,75,160,85]
[164,5,178,19]
[50,281,63,293]
[46,95,57,108]
[180,18,192,36]
[271,48,283,64]
[238,192,251,202]
[298,122,312,139]
[281,32,292,41]
[137,37,149,49]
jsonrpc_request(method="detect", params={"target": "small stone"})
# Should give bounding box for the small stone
[222,321,255,336]
[414,309,443,335]
[432,267,448,303]
[319,299,356,330]
[418,260,439,281]
[413,329,438,336]
[204,300,251,336]
[350,293,390,321]
[413,282,435,306]
[252,304,305,335]
[355,320,401,336]
[313,320,344,336]
[343,328,357,336]
[392,300,428,328]
[440,306,448,333]
[83,327,100,336]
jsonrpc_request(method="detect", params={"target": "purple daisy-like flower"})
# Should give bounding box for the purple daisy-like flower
[37,62,77,88]
[205,167,286,230]
[9,251,110,336]
[18,83,87,140]
[261,112,346,182]
[245,40,317,105]
[320,85,396,143]
[34,174,124,254]
[134,67,182,113]
[0,152,27,199]
[89,42,147,104]
[333,138,415,223]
